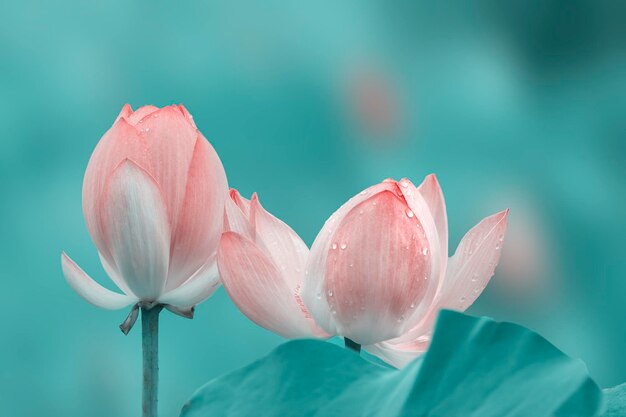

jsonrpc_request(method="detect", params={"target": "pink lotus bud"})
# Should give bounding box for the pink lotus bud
[62,104,228,312]
[217,189,328,339]
[302,175,508,356]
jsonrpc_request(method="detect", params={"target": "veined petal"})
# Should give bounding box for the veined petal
[98,251,135,297]
[250,194,309,289]
[101,159,171,300]
[61,252,137,310]
[166,135,228,290]
[126,105,159,125]
[224,189,255,240]
[140,105,198,240]
[397,178,444,325]
[417,174,448,265]
[83,117,150,263]
[302,181,398,336]
[159,259,220,308]
[439,209,509,310]
[322,190,431,345]
[218,232,321,338]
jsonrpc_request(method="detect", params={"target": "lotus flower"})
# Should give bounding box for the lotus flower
[302,175,508,366]
[61,104,228,330]
[217,189,328,339]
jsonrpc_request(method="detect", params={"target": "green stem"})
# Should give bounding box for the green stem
[344,338,361,353]
[142,305,162,417]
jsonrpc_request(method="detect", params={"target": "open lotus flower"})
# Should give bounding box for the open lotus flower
[302,175,508,366]
[217,189,328,339]
[61,104,228,332]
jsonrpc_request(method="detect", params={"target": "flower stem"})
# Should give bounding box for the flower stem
[141,305,162,417]
[344,338,361,353]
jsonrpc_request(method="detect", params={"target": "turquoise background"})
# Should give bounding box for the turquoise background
[0,1,624,416]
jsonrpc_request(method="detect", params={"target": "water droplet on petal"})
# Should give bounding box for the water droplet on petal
[316,292,321,299]
[422,247,429,256]
[397,315,405,323]
[495,243,501,250]
[360,190,368,195]
[359,210,364,215]
[471,273,478,282]
[332,243,338,250]
[406,209,414,218]
[328,290,333,297]
[410,303,415,308]
[460,296,466,302]
[340,243,347,250]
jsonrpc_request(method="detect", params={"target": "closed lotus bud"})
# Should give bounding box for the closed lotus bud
[302,175,508,357]
[62,104,228,318]
[217,189,328,339]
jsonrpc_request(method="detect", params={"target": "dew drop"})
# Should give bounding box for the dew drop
[498,234,504,242]
[406,209,414,218]
[349,263,354,268]
[495,243,501,250]
[332,243,338,250]
[400,181,409,188]
[397,315,405,323]
[328,290,334,297]
[153,113,159,118]
[372,201,377,206]
[473,288,479,294]
[145,127,150,132]
[422,247,429,256]
[360,190,368,195]
[471,273,478,282]
[410,303,415,308]
[340,243,347,250]
[316,292,321,299]
[460,296,466,303]
[359,210,364,215]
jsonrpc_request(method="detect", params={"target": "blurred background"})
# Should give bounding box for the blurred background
[1,1,625,416]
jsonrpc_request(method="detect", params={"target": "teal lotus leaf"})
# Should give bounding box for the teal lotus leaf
[602,383,626,416]
[181,310,604,417]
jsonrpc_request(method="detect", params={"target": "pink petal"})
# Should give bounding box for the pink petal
[218,232,323,338]
[397,178,445,323]
[126,105,159,125]
[249,194,309,288]
[101,159,171,300]
[322,189,432,345]
[417,174,448,265]
[158,259,220,308]
[302,181,398,336]
[83,117,150,263]
[166,134,228,290]
[223,189,255,240]
[140,105,198,242]
[61,252,137,310]
[439,209,509,310]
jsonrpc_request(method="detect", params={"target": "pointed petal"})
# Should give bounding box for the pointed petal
[83,117,150,263]
[223,189,254,239]
[250,194,309,289]
[321,190,432,345]
[218,232,321,338]
[397,178,445,324]
[158,260,221,308]
[440,209,509,310]
[61,252,137,310]
[126,105,159,125]
[302,181,398,336]
[417,174,448,263]
[166,135,228,290]
[101,159,171,300]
